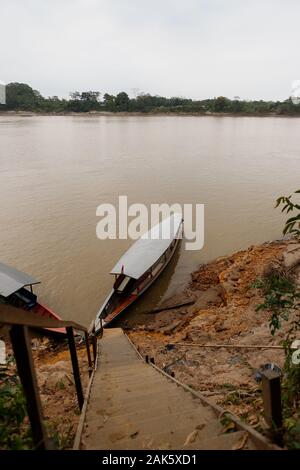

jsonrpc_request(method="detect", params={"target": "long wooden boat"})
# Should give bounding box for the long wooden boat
[95,213,183,331]
[0,262,65,335]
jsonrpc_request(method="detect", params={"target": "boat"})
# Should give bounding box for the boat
[0,262,65,334]
[94,213,183,331]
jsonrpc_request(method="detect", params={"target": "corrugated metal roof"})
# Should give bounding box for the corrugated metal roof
[0,262,40,298]
[110,213,182,279]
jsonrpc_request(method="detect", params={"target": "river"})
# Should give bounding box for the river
[0,114,299,326]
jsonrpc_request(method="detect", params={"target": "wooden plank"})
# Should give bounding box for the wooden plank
[10,325,50,449]
[66,326,84,410]
[261,370,283,429]
[144,299,195,314]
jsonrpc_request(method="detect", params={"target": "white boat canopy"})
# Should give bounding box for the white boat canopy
[110,213,182,280]
[0,262,40,298]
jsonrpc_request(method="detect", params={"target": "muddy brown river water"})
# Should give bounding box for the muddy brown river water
[0,114,299,326]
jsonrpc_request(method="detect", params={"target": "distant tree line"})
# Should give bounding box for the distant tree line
[1,82,300,116]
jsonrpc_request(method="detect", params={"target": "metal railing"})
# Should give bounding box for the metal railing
[0,304,101,450]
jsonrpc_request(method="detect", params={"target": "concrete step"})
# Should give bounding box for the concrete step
[82,419,225,450]
[99,366,159,379]
[99,364,155,376]
[83,408,218,447]
[85,399,216,429]
[83,413,215,449]
[95,378,177,393]
[82,421,215,450]
[87,392,210,422]
[93,374,185,390]
[98,352,135,360]
[88,385,202,409]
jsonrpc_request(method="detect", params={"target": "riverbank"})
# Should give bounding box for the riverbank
[128,238,300,434]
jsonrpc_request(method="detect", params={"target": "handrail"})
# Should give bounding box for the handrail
[0,304,99,450]
[0,303,87,331]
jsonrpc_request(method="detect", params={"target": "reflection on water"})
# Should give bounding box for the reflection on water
[0,115,299,326]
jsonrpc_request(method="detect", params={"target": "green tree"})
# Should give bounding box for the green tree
[103,93,116,111]
[6,83,44,110]
[80,91,101,102]
[115,92,130,111]
[69,91,81,101]
[213,96,229,112]
[67,90,101,111]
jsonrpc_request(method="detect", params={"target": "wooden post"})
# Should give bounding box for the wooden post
[66,327,84,410]
[92,332,97,364]
[10,325,49,450]
[145,355,149,363]
[84,331,93,376]
[261,369,283,429]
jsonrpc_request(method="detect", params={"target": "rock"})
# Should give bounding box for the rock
[214,321,229,332]
[192,286,223,311]
[39,360,69,373]
[37,371,49,388]
[227,267,241,281]
[283,243,300,270]
[228,355,244,365]
[184,429,198,446]
[222,281,237,295]
[44,370,74,390]
[186,331,212,343]
[159,320,183,335]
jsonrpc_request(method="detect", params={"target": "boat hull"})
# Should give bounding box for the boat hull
[32,302,66,335]
[95,230,181,330]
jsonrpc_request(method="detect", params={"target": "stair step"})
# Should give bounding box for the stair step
[85,400,215,428]
[82,412,219,449]
[95,378,176,393]
[82,419,226,450]
[80,328,260,450]
[99,364,154,376]
[87,393,209,421]
[98,367,159,380]
[93,376,184,391]
[89,385,200,409]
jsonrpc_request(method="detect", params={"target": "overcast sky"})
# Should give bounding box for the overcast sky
[1,0,299,100]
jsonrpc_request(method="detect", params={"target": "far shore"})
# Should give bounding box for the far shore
[1,110,300,118]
